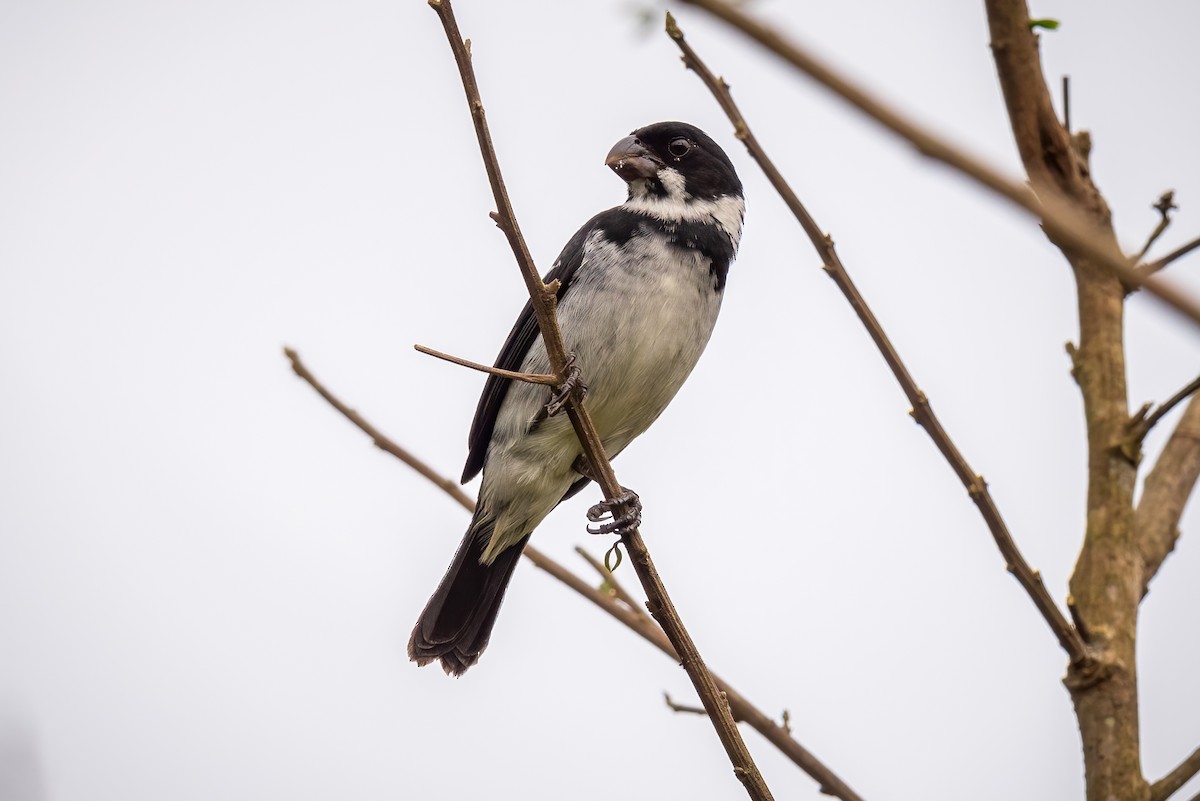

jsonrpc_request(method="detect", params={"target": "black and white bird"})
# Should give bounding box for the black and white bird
[408,121,744,675]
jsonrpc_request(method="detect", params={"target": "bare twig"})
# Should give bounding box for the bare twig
[676,0,1200,328]
[427,2,773,798]
[284,347,865,801]
[1061,75,1070,133]
[1130,374,1200,443]
[414,343,561,385]
[1141,234,1200,278]
[664,692,710,717]
[1150,746,1200,801]
[284,347,475,509]
[1136,192,1177,261]
[665,13,1092,669]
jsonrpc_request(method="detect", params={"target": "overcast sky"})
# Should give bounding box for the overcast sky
[3,1,1199,799]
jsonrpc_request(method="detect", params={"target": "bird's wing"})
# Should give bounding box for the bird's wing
[461,215,603,484]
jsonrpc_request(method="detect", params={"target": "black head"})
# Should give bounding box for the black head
[605,121,742,202]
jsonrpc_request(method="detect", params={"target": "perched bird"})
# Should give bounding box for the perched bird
[408,121,744,675]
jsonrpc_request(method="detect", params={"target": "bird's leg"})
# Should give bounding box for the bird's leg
[544,352,587,417]
[571,454,642,536]
[587,487,642,536]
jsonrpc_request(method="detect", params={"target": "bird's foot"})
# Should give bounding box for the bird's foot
[545,352,587,417]
[587,487,642,536]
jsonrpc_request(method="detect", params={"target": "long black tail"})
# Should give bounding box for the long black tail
[408,512,529,676]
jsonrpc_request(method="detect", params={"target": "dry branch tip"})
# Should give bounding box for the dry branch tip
[414,343,563,385]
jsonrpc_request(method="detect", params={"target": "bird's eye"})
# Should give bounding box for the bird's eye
[667,138,692,159]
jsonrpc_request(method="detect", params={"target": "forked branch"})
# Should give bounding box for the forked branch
[284,347,865,801]
[1127,374,1200,452]
[1140,234,1200,279]
[665,13,1091,668]
[1135,192,1176,262]
[426,2,774,798]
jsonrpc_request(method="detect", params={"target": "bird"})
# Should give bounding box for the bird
[408,121,744,676]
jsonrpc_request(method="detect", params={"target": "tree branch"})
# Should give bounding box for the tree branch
[1128,374,1200,453]
[664,692,711,718]
[413,343,561,385]
[675,0,1200,329]
[284,347,475,509]
[1151,746,1200,801]
[427,2,773,798]
[665,13,1092,669]
[1137,393,1200,593]
[283,346,866,801]
[1141,234,1200,279]
[1135,192,1177,262]
[985,2,1147,800]
[1144,376,1200,435]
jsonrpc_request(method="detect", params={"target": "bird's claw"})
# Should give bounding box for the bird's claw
[587,488,642,536]
[545,352,587,417]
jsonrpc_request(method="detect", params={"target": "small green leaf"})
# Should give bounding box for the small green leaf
[1028,18,1061,30]
[604,542,624,573]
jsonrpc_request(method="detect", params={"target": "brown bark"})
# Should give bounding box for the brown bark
[1138,395,1200,593]
[672,2,1200,797]
[985,3,1147,800]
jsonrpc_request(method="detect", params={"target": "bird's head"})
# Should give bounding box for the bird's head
[605,121,743,238]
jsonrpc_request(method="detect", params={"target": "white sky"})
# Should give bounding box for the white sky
[2,1,1199,800]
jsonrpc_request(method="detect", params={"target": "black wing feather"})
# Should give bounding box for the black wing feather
[461,216,600,484]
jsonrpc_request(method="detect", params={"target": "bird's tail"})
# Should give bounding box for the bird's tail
[408,511,529,676]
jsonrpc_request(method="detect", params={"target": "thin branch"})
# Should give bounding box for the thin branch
[1123,373,1200,465]
[1141,234,1200,279]
[414,343,561,385]
[676,0,1200,329]
[1137,393,1200,593]
[1151,746,1200,801]
[575,545,648,619]
[666,13,1092,670]
[427,2,773,798]
[1132,374,1200,441]
[665,692,711,717]
[1136,192,1177,261]
[284,347,475,509]
[284,347,866,801]
[1061,75,1070,133]
[665,693,795,737]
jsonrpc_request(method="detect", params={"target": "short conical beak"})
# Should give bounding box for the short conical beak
[605,136,661,180]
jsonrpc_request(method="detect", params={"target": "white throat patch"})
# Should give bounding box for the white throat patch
[624,166,744,249]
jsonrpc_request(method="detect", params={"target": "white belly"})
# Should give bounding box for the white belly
[476,230,723,561]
